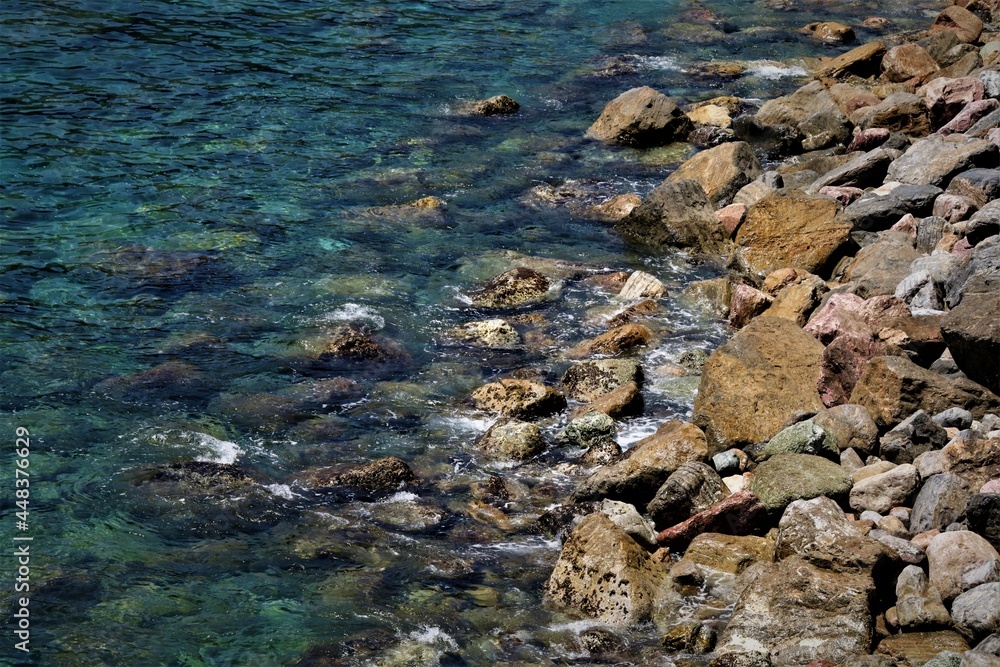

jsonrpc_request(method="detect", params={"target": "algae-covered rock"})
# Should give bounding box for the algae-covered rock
[749,453,853,512]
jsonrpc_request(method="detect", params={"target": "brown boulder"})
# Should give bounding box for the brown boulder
[818,332,889,407]
[615,179,730,255]
[927,5,985,44]
[471,378,567,420]
[467,267,551,308]
[875,631,970,665]
[816,41,887,79]
[694,317,826,450]
[575,380,644,420]
[800,22,856,44]
[562,358,643,403]
[665,141,762,208]
[546,513,674,627]
[881,44,940,84]
[586,86,693,147]
[849,355,1000,429]
[469,94,520,116]
[733,193,851,278]
[573,420,710,507]
[565,323,653,359]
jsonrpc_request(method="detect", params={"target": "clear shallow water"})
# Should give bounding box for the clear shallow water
[1,0,943,664]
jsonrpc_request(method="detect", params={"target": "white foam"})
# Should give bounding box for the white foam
[746,63,808,79]
[633,55,683,71]
[265,484,296,500]
[409,626,458,649]
[379,491,419,504]
[616,417,662,448]
[319,303,385,329]
[192,433,243,464]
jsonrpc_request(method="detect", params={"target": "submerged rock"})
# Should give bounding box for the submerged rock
[476,418,546,461]
[561,358,643,403]
[467,267,552,308]
[469,94,520,116]
[301,457,418,499]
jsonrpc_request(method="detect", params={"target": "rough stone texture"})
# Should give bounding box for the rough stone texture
[587,86,694,147]
[808,147,897,193]
[733,193,851,278]
[853,93,930,137]
[576,380,644,420]
[718,556,875,667]
[886,134,998,188]
[880,410,951,465]
[801,21,856,44]
[573,420,709,507]
[762,420,839,461]
[940,431,1000,490]
[805,293,870,345]
[817,41,887,79]
[476,419,546,461]
[776,496,892,574]
[841,232,924,297]
[818,331,888,408]
[813,404,880,456]
[447,319,521,348]
[942,289,1000,394]
[646,461,727,530]
[468,267,551,308]
[878,533,929,565]
[671,532,775,582]
[729,284,774,329]
[694,317,825,450]
[965,493,1000,551]
[565,323,653,359]
[545,513,673,626]
[849,355,1000,429]
[926,530,1000,604]
[615,178,729,255]
[882,44,940,83]
[557,412,617,449]
[618,270,666,300]
[921,77,985,129]
[656,490,768,549]
[471,378,567,420]
[928,5,985,44]
[600,499,658,550]
[876,632,970,666]
[562,358,643,403]
[756,80,838,127]
[940,99,1000,136]
[951,583,1000,640]
[749,453,854,512]
[718,203,748,237]
[910,473,973,533]
[844,184,943,231]
[666,141,763,208]
[895,564,952,629]
[850,463,921,514]
[470,94,520,116]
[306,456,418,497]
[948,168,1000,209]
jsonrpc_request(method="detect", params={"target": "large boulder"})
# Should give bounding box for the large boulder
[471,378,567,420]
[561,358,643,403]
[694,317,825,450]
[928,5,984,44]
[895,564,952,630]
[615,179,730,255]
[749,453,854,513]
[669,532,775,592]
[940,430,1000,490]
[881,44,940,83]
[776,496,892,574]
[852,93,930,137]
[808,147,897,193]
[843,183,942,232]
[849,463,920,514]
[951,583,1000,640]
[573,420,710,507]
[849,355,1000,429]
[587,86,694,147]
[817,41,887,79]
[926,530,1000,604]
[564,323,653,359]
[886,134,998,188]
[545,513,674,626]
[840,231,924,298]
[646,461,727,530]
[717,556,876,666]
[941,289,1000,394]
[812,404,880,456]
[665,141,763,208]
[910,473,973,533]
[733,192,851,278]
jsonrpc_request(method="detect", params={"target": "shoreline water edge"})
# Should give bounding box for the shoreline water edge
[4,0,1000,664]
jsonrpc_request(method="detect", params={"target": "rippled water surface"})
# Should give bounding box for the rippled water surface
[2,0,944,664]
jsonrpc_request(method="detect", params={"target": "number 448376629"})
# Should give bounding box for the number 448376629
[15,426,30,527]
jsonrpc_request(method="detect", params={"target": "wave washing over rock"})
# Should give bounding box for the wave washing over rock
[2,0,1000,664]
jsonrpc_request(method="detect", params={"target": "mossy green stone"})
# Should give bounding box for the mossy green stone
[749,453,853,511]
[761,419,839,461]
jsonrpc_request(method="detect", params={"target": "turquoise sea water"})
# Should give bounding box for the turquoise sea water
[2,0,944,664]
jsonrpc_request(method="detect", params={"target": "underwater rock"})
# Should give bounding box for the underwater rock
[467,267,552,308]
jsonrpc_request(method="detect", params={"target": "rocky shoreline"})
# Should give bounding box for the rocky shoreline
[467,4,1000,666]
